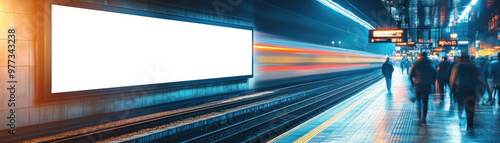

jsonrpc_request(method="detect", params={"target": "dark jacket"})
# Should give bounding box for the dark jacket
[405,60,412,69]
[447,61,457,82]
[437,60,451,82]
[450,59,485,96]
[382,61,394,78]
[475,58,489,80]
[489,60,500,84]
[409,57,437,92]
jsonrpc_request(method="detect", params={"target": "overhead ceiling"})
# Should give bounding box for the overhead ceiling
[406,0,473,29]
[409,0,442,28]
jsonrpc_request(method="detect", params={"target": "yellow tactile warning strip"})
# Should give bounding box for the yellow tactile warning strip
[268,68,500,142]
[292,87,377,143]
[286,75,399,143]
[266,78,384,143]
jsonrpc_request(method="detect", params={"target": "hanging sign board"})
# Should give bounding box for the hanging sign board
[438,40,458,46]
[416,43,432,49]
[432,47,444,52]
[369,29,404,43]
[369,38,403,43]
[371,29,404,38]
[396,41,415,46]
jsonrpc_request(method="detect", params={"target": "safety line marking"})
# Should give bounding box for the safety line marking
[269,70,401,143]
[267,78,386,143]
[292,73,400,143]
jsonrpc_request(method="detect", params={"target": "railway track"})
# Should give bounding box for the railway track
[40,70,381,143]
[177,74,382,143]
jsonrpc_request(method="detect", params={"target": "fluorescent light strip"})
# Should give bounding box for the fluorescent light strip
[317,0,375,29]
[452,0,477,25]
[458,6,471,21]
[470,0,478,5]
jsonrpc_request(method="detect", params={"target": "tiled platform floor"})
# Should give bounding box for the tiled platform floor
[270,68,500,143]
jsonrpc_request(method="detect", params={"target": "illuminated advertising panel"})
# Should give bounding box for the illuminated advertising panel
[51,5,253,94]
[438,40,458,46]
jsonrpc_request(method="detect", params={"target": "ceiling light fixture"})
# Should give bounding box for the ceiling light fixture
[317,0,375,30]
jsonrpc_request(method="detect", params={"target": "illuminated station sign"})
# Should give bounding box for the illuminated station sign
[416,43,433,49]
[432,47,444,52]
[370,38,402,43]
[396,41,415,46]
[438,40,458,46]
[369,29,404,43]
[371,29,404,38]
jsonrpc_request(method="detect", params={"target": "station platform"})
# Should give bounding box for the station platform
[270,69,500,143]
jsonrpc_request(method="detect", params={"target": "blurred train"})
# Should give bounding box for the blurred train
[252,33,386,88]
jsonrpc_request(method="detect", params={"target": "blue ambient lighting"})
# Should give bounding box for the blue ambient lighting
[317,0,375,30]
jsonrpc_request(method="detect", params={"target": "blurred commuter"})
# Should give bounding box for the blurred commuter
[488,53,500,106]
[401,58,409,74]
[382,57,394,92]
[437,56,451,100]
[433,59,440,68]
[405,59,412,74]
[409,52,437,124]
[483,56,494,104]
[447,56,460,103]
[449,54,486,132]
[475,57,490,104]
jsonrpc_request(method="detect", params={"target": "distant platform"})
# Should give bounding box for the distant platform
[270,68,500,143]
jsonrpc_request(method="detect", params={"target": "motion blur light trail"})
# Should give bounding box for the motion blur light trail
[254,44,378,58]
[258,64,371,72]
[252,33,385,85]
[254,41,384,73]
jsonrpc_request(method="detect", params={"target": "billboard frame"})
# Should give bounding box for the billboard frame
[44,0,254,99]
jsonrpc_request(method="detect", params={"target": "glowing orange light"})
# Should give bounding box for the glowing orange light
[254,44,380,58]
[254,45,305,52]
[396,42,408,46]
[258,64,370,72]
[438,40,457,46]
[450,33,458,39]
[372,29,404,38]
[391,38,403,43]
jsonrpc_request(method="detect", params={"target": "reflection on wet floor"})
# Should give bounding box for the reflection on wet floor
[272,68,500,143]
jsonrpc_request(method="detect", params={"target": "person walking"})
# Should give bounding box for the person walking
[449,54,485,132]
[488,52,500,107]
[474,57,489,104]
[482,56,494,105]
[437,57,451,100]
[401,58,408,74]
[409,52,437,124]
[447,56,460,103]
[405,59,412,74]
[382,57,394,93]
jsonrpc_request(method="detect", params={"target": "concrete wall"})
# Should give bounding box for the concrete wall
[0,0,253,130]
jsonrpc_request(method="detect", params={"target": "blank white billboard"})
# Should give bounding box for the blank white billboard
[51,4,253,94]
